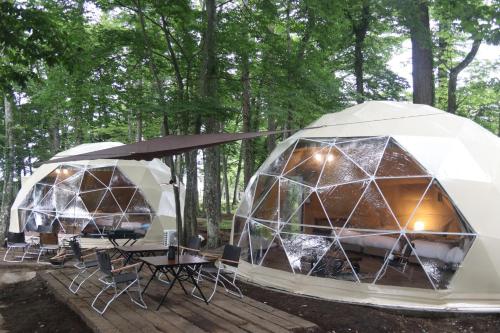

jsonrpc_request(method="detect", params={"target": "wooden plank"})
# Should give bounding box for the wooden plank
[209,297,290,333]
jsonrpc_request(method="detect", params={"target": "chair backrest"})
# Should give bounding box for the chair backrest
[40,232,58,246]
[7,232,25,244]
[69,240,82,260]
[187,236,201,251]
[400,242,414,260]
[222,245,241,267]
[96,251,113,276]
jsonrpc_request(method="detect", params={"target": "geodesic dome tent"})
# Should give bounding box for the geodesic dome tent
[10,142,183,242]
[232,101,500,311]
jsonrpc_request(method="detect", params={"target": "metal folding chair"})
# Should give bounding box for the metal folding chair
[192,244,243,303]
[91,251,146,315]
[37,232,60,263]
[68,240,99,294]
[3,232,31,262]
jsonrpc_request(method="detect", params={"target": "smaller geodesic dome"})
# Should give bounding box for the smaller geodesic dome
[10,142,184,241]
[232,101,500,311]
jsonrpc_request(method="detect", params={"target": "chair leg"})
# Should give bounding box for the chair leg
[125,278,147,309]
[220,273,243,299]
[192,269,220,303]
[91,283,114,315]
[69,267,99,294]
[3,246,25,263]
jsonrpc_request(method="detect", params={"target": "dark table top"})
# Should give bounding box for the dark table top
[115,245,168,253]
[139,254,212,268]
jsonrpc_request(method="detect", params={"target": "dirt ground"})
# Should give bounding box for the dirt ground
[1,266,500,333]
[238,281,500,333]
[0,272,91,333]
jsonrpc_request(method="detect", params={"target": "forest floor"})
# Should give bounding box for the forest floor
[1,268,500,333]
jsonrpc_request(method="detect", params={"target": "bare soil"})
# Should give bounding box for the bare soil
[238,281,500,333]
[0,274,91,333]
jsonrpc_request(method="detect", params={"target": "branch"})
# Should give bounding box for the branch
[450,38,482,76]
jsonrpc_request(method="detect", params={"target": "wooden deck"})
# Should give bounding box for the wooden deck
[39,267,319,333]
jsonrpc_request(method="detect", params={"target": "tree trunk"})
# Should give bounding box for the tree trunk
[241,54,253,187]
[136,109,142,142]
[1,95,15,237]
[201,0,221,248]
[135,0,183,242]
[447,38,481,114]
[409,1,434,106]
[222,147,231,215]
[232,148,243,207]
[352,2,370,104]
[50,114,60,154]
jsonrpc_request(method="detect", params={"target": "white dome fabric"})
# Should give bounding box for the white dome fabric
[10,142,183,242]
[232,101,500,311]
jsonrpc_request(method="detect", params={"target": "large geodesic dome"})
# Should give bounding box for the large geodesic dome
[10,142,184,242]
[232,101,500,311]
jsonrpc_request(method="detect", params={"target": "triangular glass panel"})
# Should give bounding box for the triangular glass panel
[53,188,76,211]
[235,179,257,217]
[282,139,330,175]
[405,180,473,234]
[342,181,401,232]
[279,178,312,223]
[82,219,102,235]
[374,234,434,289]
[25,211,56,232]
[261,143,297,176]
[280,232,334,274]
[80,171,107,191]
[248,220,276,265]
[318,181,369,230]
[79,189,107,213]
[280,191,333,235]
[250,174,279,214]
[251,180,279,221]
[111,187,136,211]
[336,137,388,175]
[57,172,83,192]
[55,165,83,184]
[31,184,52,207]
[110,169,135,187]
[284,146,329,186]
[405,233,475,289]
[96,190,122,214]
[87,166,114,187]
[237,222,253,263]
[126,190,152,214]
[317,146,369,187]
[310,239,358,282]
[338,231,400,283]
[233,215,248,237]
[376,138,429,177]
[36,188,56,212]
[260,234,294,273]
[38,167,60,185]
[376,177,432,228]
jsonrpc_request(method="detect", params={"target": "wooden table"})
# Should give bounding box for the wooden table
[139,254,213,310]
[115,245,168,265]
